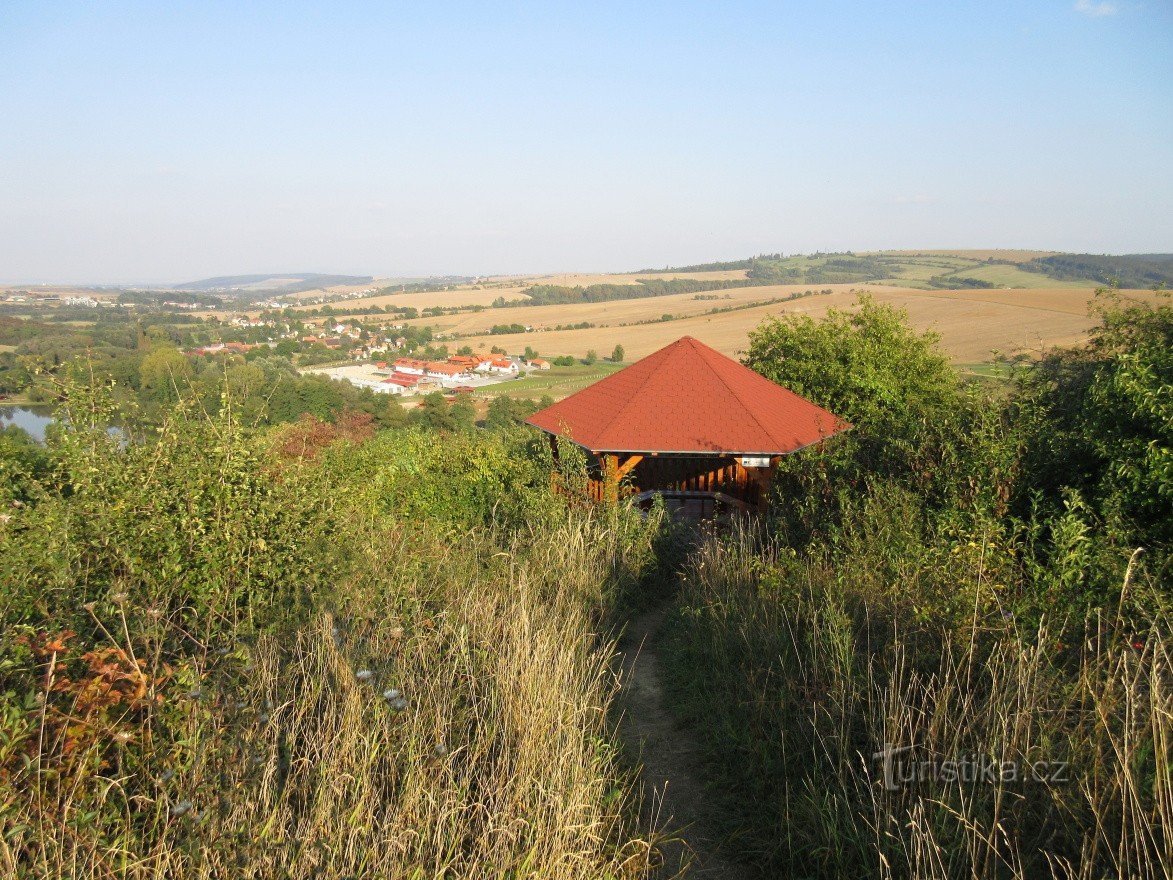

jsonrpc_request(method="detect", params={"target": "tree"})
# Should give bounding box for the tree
[485,395,540,431]
[138,346,192,405]
[584,350,598,365]
[744,295,976,517]
[610,344,625,363]
[1016,291,1172,550]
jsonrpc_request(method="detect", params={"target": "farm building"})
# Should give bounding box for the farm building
[528,358,551,370]
[525,336,850,517]
[425,361,465,379]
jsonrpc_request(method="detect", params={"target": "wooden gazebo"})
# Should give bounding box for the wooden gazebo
[526,336,850,515]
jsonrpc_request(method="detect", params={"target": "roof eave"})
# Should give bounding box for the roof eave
[526,421,851,457]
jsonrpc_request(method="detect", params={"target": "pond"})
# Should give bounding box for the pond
[0,405,54,442]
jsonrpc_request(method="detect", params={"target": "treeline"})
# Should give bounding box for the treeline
[1022,253,1173,288]
[926,274,997,289]
[517,276,767,307]
[748,254,892,285]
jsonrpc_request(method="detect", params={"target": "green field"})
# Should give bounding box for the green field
[938,262,1096,289]
[473,362,626,400]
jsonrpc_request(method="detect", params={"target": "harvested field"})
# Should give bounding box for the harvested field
[450,288,1162,364]
[399,282,871,335]
[297,286,531,312]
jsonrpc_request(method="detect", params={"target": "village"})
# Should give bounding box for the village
[301,351,550,396]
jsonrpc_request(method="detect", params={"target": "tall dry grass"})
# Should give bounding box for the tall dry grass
[665,522,1171,879]
[1,512,664,879]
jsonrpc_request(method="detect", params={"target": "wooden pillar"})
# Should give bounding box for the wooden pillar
[752,456,781,512]
[601,452,644,503]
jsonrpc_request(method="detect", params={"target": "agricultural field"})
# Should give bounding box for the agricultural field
[280,270,753,315]
[446,287,1164,365]
[397,282,866,336]
[471,361,626,400]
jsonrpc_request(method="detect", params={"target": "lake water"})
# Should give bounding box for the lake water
[0,406,55,442]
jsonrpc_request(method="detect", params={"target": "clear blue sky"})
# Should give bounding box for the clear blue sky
[1,1,1169,283]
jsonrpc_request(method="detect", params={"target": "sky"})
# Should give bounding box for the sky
[1,1,1170,284]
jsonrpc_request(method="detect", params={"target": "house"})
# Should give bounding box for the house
[525,336,850,517]
[480,357,518,375]
[528,358,551,370]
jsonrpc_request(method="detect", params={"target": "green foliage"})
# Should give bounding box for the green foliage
[1015,292,1172,552]
[584,349,598,365]
[0,379,335,634]
[485,395,540,432]
[610,344,624,363]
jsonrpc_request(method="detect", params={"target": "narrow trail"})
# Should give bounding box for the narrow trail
[618,606,748,880]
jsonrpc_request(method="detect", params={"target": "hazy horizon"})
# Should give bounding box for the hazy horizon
[2,1,1170,285]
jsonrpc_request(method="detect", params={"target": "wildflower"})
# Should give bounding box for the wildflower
[382,688,401,702]
[81,601,97,614]
[170,800,194,818]
[388,696,407,712]
[110,592,128,606]
[388,625,405,640]
[1132,639,1145,651]
[355,669,374,682]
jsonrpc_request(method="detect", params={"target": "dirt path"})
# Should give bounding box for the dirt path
[618,606,747,880]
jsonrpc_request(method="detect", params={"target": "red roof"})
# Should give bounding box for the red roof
[525,336,850,454]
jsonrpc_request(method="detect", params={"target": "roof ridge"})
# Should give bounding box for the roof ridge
[689,338,778,448]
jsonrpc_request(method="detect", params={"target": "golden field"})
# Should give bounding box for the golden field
[447,287,1163,364]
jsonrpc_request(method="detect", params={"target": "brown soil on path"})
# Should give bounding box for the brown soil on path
[618,606,749,879]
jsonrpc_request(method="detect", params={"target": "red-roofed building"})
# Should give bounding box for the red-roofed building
[425,361,465,379]
[394,358,428,375]
[525,336,850,514]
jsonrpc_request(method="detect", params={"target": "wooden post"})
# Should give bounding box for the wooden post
[753,456,781,513]
[601,453,644,503]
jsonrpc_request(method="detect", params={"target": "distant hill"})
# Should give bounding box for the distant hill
[636,250,1173,291]
[175,273,373,294]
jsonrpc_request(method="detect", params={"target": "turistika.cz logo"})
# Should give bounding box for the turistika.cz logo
[873,744,1069,792]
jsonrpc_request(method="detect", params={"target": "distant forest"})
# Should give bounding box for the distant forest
[1022,254,1173,289]
[502,277,764,307]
